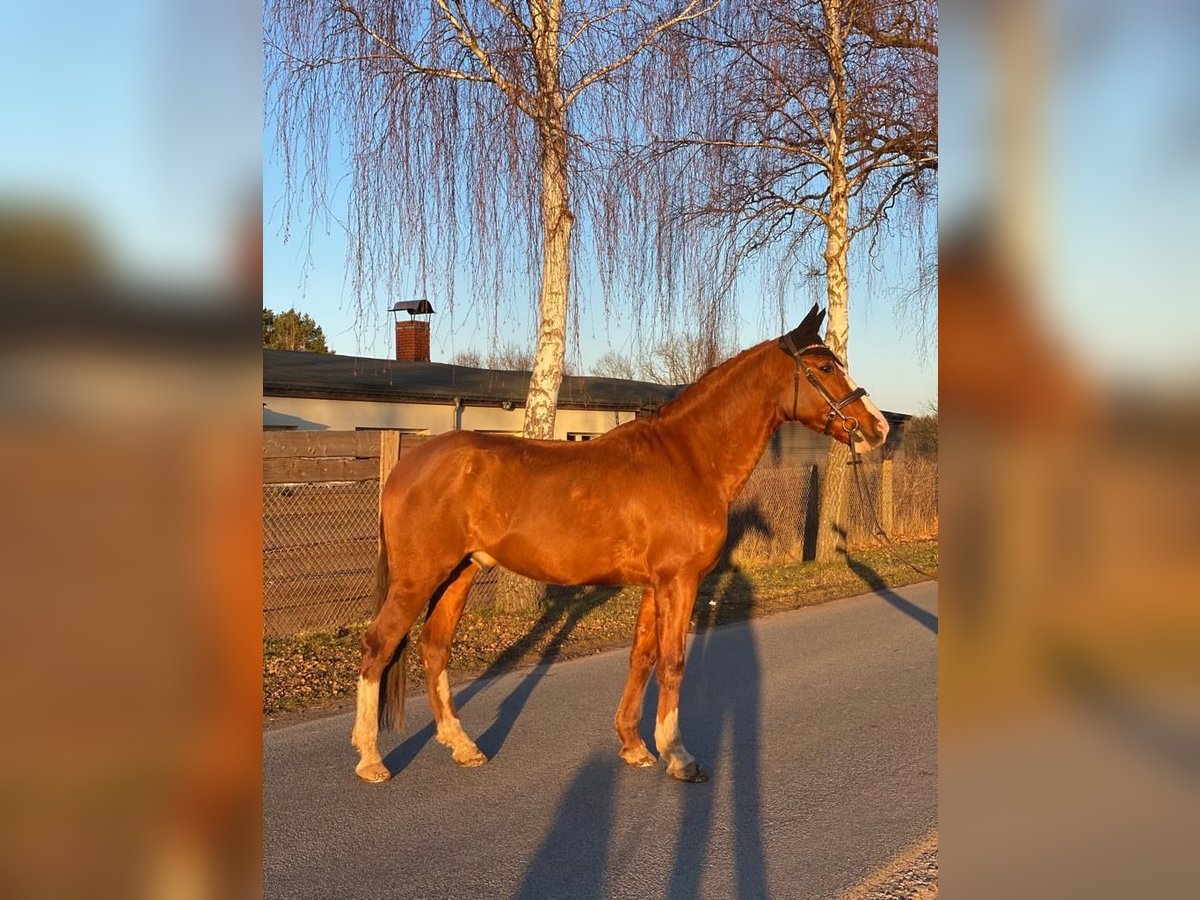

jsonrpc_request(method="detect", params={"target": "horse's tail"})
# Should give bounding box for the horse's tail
[373,516,408,733]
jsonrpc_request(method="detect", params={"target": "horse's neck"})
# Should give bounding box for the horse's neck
[656,345,785,505]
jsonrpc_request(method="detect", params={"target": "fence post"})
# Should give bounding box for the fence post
[379,431,400,510]
[880,457,894,534]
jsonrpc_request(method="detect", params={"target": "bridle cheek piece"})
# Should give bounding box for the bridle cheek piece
[780,337,869,450]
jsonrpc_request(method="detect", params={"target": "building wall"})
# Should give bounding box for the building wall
[262,394,637,439]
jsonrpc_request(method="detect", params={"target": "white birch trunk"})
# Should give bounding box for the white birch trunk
[815,0,854,563]
[500,0,570,611]
[523,122,573,441]
[522,0,572,442]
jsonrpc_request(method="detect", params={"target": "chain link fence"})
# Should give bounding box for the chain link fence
[725,455,938,568]
[263,480,380,638]
[263,448,938,638]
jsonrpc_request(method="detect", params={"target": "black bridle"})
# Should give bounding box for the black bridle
[779,335,869,439]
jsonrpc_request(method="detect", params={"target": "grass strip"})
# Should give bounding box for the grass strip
[265,539,937,720]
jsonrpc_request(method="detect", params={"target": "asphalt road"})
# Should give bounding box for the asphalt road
[264,581,937,900]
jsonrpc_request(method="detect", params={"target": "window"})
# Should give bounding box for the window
[567,432,601,442]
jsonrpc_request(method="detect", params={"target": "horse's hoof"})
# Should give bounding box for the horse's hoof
[453,747,488,768]
[669,761,709,783]
[355,761,392,783]
[620,746,657,768]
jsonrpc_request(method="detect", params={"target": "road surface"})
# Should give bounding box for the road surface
[265,581,937,899]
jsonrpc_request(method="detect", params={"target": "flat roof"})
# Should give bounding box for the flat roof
[263,348,680,411]
[263,349,913,425]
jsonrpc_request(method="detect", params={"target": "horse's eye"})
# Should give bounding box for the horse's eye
[820,364,833,374]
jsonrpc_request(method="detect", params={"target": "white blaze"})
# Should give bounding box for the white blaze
[842,368,889,451]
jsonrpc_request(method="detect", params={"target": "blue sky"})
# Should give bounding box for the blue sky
[1,1,937,416]
[6,2,1197,415]
[0,1,259,292]
[262,133,939,416]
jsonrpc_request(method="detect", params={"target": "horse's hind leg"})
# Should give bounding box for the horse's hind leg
[614,588,658,767]
[653,574,708,783]
[352,554,460,782]
[418,563,486,766]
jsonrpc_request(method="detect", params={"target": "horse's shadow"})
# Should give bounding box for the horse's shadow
[508,503,775,899]
[664,503,772,899]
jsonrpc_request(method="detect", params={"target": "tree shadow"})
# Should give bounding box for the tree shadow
[384,583,615,773]
[668,504,772,899]
[803,462,820,561]
[846,553,938,634]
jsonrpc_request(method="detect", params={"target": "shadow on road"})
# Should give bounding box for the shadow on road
[846,554,938,634]
[475,585,618,759]
[512,749,619,900]
[667,505,771,899]
[512,505,774,898]
[385,585,614,773]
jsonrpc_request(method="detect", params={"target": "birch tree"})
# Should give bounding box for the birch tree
[660,0,936,560]
[267,1,717,440]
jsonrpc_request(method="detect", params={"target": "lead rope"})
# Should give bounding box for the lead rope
[846,432,938,579]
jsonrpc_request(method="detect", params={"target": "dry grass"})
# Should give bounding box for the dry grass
[838,833,938,900]
[727,456,938,568]
[264,539,937,720]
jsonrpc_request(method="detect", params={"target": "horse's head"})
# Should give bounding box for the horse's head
[778,305,890,454]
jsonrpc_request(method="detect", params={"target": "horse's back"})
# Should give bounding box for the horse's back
[382,430,563,511]
[385,426,635,524]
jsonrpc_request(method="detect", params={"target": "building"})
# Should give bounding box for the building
[263,348,910,465]
[263,347,675,440]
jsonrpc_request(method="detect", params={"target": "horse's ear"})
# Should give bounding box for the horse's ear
[781,304,829,352]
[784,304,825,345]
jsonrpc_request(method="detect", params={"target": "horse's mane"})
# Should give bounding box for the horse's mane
[650,341,772,424]
[626,307,826,427]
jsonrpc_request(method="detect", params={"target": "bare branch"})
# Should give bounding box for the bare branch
[658,135,832,172]
[432,0,535,115]
[335,2,490,83]
[564,1,721,106]
[563,5,627,55]
[853,1,938,56]
[483,0,533,41]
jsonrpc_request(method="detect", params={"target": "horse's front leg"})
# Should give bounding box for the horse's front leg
[653,574,708,783]
[614,587,658,767]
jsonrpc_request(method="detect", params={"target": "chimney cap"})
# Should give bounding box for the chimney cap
[389,299,435,317]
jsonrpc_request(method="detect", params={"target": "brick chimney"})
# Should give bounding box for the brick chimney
[389,299,435,362]
[395,319,430,362]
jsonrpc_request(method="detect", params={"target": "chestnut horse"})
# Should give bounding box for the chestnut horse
[352,305,889,783]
